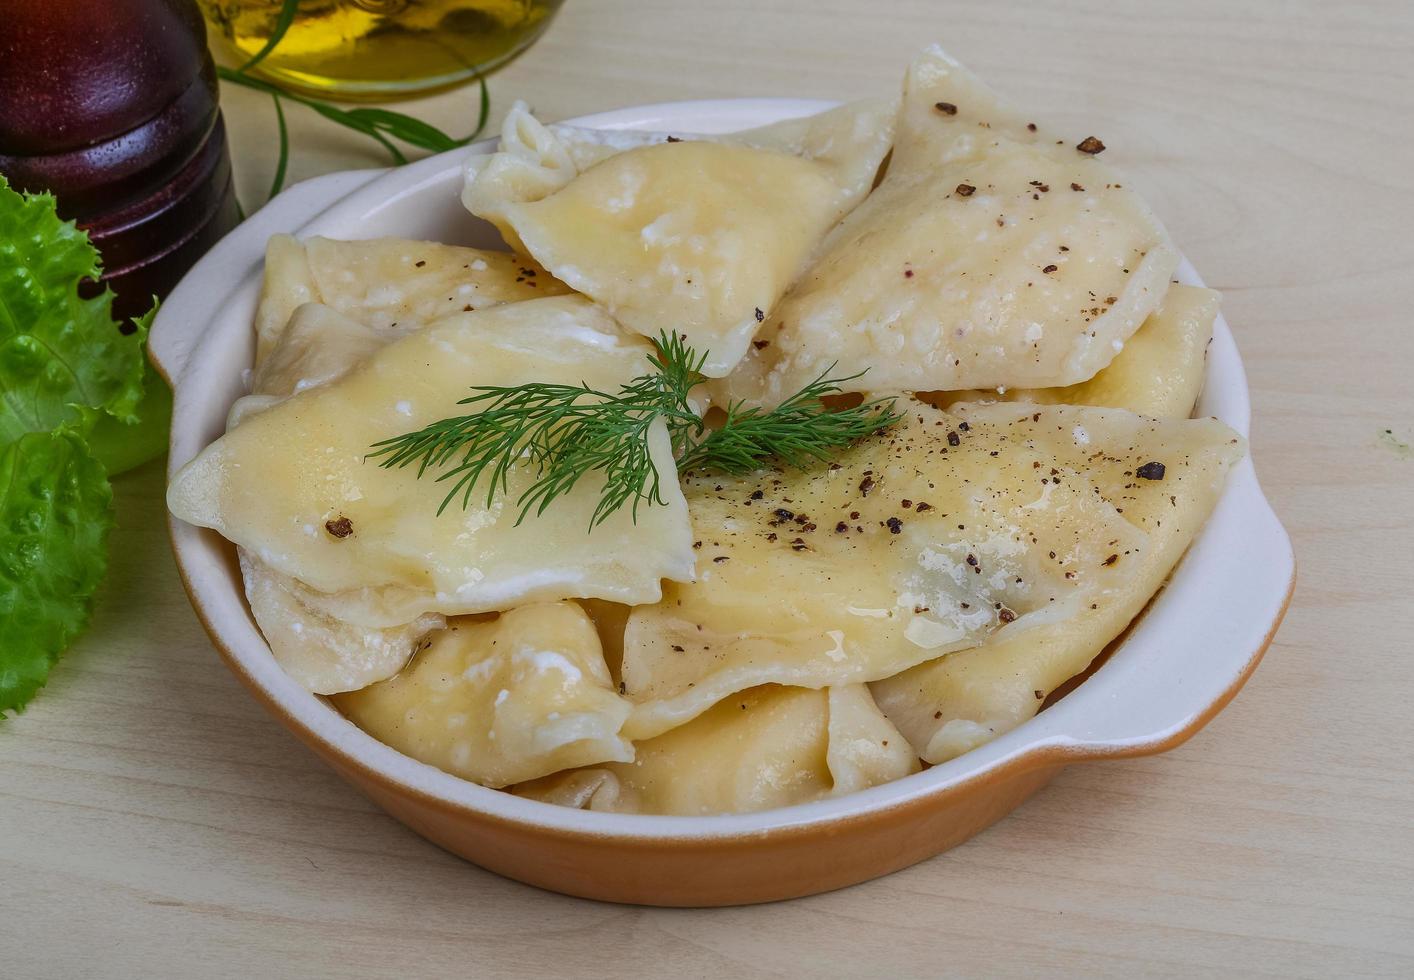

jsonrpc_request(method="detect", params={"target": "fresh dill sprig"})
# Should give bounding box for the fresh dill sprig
[369,334,899,528]
[677,373,903,475]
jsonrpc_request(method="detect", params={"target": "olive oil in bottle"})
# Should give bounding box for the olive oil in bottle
[198,0,564,100]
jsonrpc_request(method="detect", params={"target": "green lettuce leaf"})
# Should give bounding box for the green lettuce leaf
[89,356,173,474]
[0,427,113,715]
[88,304,172,475]
[0,175,147,444]
[0,176,166,714]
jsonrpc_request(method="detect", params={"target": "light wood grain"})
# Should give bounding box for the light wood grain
[3,1,1413,975]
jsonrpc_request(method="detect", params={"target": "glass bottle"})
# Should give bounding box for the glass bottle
[198,0,566,101]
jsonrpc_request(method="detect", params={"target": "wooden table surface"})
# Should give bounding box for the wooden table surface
[4,1,1412,976]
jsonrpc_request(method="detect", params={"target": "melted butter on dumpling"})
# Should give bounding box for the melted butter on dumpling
[618,400,1152,741]
[254,234,565,364]
[724,46,1179,403]
[512,684,917,815]
[334,602,633,788]
[168,295,696,620]
[462,100,896,377]
[925,285,1220,420]
[871,401,1243,763]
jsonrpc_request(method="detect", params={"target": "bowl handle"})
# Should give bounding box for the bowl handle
[1053,462,1294,758]
[148,169,387,387]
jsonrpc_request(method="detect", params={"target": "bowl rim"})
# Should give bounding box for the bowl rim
[154,98,1296,842]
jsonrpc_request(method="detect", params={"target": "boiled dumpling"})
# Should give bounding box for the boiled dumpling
[254,234,566,363]
[722,46,1179,404]
[238,551,443,695]
[871,401,1243,762]
[232,303,443,689]
[924,285,1219,419]
[512,684,918,815]
[250,303,393,404]
[619,399,1238,741]
[334,603,633,787]
[826,683,924,796]
[462,99,896,376]
[168,296,696,625]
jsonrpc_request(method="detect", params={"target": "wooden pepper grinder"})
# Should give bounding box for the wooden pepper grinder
[0,0,241,320]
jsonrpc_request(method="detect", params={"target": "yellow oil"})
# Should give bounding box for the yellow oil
[198,0,564,100]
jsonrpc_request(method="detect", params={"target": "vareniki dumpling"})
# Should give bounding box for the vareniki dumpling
[238,551,445,695]
[462,99,896,376]
[168,295,696,625]
[254,234,566,364]
[513,684,918,815]
[335,603,633,787]
[724,46,1179,403]
[925,285,1221,420]
[619,399,1238,741]
[871,401,1243,762]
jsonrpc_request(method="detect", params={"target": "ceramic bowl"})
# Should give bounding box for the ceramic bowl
[152,99,1295,907]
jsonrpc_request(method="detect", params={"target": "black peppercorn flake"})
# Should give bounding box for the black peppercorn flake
[1135,461,1167,480]
[955,183,976,197]
[934,101,958,115]
[886,517,903,534]
[324,516,354,539]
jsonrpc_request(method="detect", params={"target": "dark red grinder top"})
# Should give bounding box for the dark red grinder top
[0,0,240,320]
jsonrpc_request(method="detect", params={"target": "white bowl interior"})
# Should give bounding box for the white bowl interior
[156,100,1294,840]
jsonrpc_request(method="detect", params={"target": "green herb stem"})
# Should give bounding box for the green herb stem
[217,52,491,207]
[267,91,289,198]
[235,0,301,73]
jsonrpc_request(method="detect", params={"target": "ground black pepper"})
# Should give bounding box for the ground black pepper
[324,516,354,538]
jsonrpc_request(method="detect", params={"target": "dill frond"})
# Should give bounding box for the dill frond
[369,334,899,528]
[676,368,902,475]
